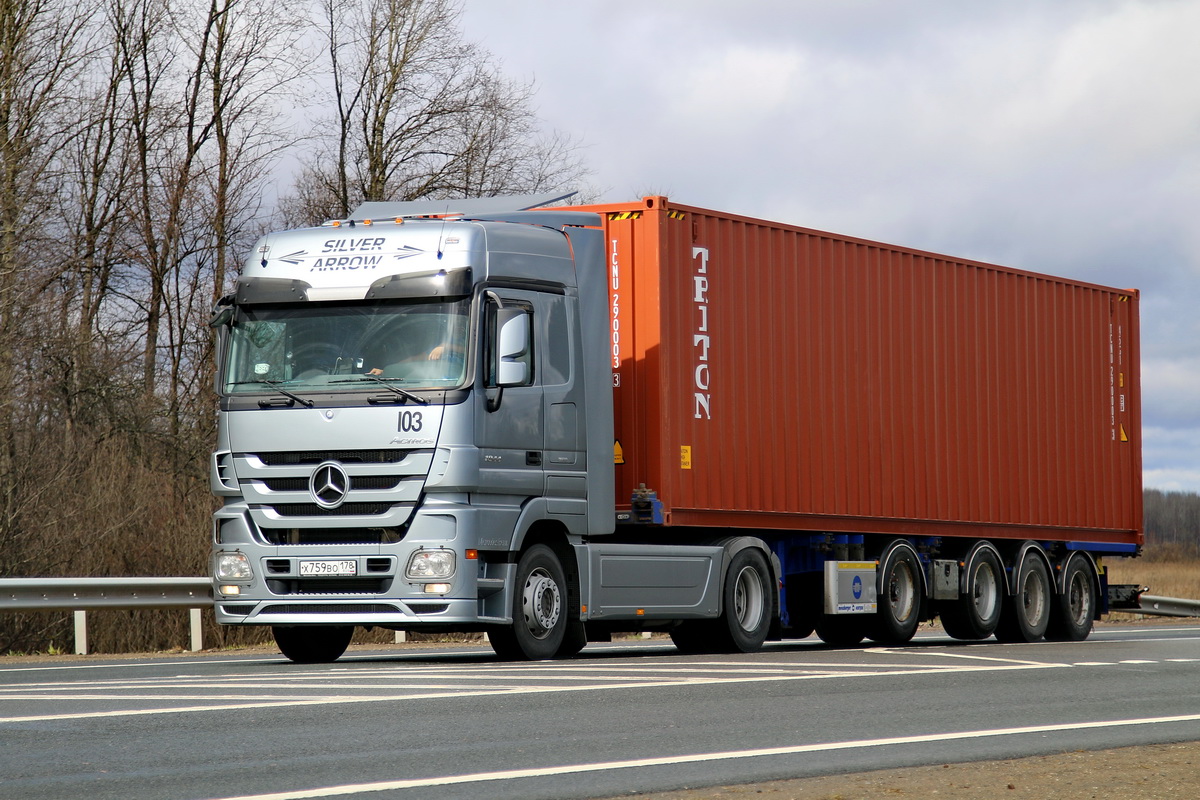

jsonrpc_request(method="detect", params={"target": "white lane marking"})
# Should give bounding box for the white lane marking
[0,650,486,674]
[0,662,1066,723]
[873,648,1062,666]
[1119,659,1158,664]
[202,712,1200,800]
[1073,662,1116,666]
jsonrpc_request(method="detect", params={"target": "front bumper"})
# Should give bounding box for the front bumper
[211,500,516,628]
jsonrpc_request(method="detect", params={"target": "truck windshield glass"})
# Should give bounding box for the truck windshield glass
[223,298,469,394]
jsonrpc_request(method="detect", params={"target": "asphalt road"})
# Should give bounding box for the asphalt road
[2,624,1200,800]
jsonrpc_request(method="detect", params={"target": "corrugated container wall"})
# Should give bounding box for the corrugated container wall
[576,197,1142,547]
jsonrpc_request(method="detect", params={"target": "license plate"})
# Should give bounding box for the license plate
[299,559,357,577]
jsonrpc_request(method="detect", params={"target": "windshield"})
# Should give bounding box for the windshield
[223,298,470,394]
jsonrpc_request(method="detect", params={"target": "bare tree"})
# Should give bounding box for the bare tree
[283,0,587,225]
[0,0,93,570]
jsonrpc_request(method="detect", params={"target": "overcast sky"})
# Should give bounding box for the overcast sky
[460,1,1200,493]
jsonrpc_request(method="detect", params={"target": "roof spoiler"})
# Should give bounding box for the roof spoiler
[348,191,577,221]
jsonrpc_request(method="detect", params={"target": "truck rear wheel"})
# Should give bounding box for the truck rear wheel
[868,542,922,644]
[272,625,354,664]
[488,544,568,660]
[995,548,1051,643]
[669,621,715,654]
[713,548,773,652]
[674,548,774,654]
[938,544,1002,640]
[1045,556,1096,641]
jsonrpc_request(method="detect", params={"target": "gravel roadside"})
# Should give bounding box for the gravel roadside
[626,740,1200,799]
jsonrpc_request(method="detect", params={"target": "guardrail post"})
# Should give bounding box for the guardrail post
[190,608,203,651]
[74,610,88,655]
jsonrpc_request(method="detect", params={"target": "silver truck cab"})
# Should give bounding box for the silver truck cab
[209,196,620,661]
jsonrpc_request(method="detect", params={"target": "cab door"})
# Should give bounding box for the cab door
[476,290,544,498]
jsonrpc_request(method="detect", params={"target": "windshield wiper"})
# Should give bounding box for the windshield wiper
[336,373,428,405]
[229,379,315,408]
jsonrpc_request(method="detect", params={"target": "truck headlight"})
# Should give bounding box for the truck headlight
[216,551,253,580]
[406,549,455,580]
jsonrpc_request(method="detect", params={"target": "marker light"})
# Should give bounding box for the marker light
[423,583,452,594]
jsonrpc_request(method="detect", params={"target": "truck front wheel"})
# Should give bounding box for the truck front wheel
[272,625,354,664]
[489,544,568,660]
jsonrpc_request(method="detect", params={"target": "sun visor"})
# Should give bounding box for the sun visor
[365,268,472,299]
[235,277,312,304]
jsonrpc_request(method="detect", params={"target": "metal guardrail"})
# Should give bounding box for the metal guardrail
[1107,584,1200,618]
[0,577,213,655]
[1126,593,1200,618]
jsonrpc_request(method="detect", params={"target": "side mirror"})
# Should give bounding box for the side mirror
[495,308,530,387]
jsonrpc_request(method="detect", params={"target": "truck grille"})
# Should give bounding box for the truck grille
[260,604,399,614]
[268,502,394,517]
[260,527,405,545]
[268,577,392,594]
[253,450,408,466]
[260,476,403,492]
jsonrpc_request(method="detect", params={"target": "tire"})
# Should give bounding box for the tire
[868,543,922,645]
[556,620,588,658]
[670,621,716,654]
[1045,557,1097,642]
[938,545,1003,640]
[815,614,866,647]
[710,548,773,653]
[995,549,1052,643]
[488,544,569,660]
[272,625,354,664]
[784,573,819,640]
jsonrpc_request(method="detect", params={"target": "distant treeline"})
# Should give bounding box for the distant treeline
[1143,489,1200,561]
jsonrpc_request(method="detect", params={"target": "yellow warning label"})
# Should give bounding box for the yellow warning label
[614,440,625,465]
[1119,424,1129,443]
[680,445,692,470]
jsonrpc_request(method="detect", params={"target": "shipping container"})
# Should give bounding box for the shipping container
[574,196,1142,548]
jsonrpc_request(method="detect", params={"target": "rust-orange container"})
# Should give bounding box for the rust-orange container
[573,196,1142,547]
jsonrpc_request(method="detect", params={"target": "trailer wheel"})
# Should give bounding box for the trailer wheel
[995,549,1051,643]
[710,548,772,653]
[868,543,922,644]
[938,545,1003,640]
[1045,557,1096,641]
[488,544,568,660]
[272,625,354,664]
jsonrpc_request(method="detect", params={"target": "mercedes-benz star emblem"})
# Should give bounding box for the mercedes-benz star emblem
[309,462,350,509]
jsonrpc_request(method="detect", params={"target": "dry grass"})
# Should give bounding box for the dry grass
[1106,547,1200,608]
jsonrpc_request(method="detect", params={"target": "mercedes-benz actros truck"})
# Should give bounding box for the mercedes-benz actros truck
[209,194,1142,662]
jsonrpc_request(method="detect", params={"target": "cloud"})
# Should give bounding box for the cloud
[462,1,1200,494]
[1143,426,1200,493]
